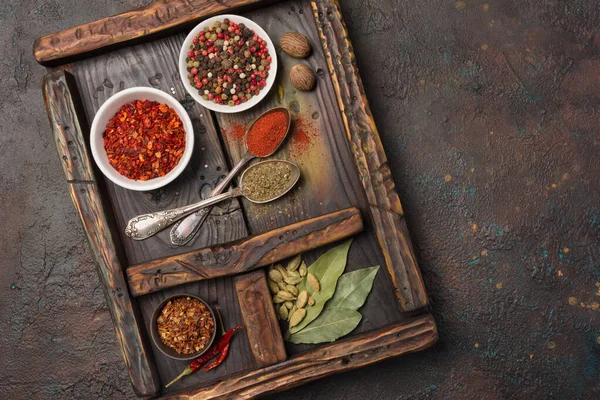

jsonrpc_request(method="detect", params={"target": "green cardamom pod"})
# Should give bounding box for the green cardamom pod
[272,295,286,303]
[278,281,288,291]
[268,280,279,295]
[274,264,289,279]
[307,295,315,306]
[276,290,296,301]
[296,290,308,308]
[288,270,300,279]
[279,304,289,320]
[307,272,320,293]
[286,254,302,271]
[284,301,294,310]
[269,269,283,283]
[289,308,307,328]
[286,285,299,296]
[288,305,297,321]
[284,275,303,285]
[299,262,307,277]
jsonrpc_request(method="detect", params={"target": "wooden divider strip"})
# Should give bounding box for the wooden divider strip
[127,207,363,296]
[234,270,287,368]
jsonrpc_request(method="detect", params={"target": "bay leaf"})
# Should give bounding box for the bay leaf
[289,239,352,334]
[327,266,379,310]
[287,307,361,344]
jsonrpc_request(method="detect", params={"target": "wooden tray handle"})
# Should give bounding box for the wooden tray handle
[127,207,363,297]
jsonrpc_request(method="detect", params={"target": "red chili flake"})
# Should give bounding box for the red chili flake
[103,100,186,181]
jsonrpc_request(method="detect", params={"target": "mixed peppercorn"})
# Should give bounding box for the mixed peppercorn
[103,100,186,180]
[185,18,272,106]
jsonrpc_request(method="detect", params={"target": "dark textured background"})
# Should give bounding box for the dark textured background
[1,0,599,399]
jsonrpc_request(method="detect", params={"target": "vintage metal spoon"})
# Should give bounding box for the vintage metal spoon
[125,160,300,240]
[169,107,291,246]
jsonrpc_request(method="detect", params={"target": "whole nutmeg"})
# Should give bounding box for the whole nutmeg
[280,32,312,58]
[290,64,316,91]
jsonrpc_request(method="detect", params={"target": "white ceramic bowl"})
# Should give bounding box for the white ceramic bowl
[179,14,278,114]
[90,87,194,191]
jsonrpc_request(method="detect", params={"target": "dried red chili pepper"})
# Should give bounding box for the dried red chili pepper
[103,100,186,181]
[202,341,231,371]
[246,109,289,157]
[164,326,243,388]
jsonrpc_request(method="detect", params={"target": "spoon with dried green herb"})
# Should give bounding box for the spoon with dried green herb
[125,160,301,240]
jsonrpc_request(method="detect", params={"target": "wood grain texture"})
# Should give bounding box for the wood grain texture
[215,0,405,351]
[127,207,363,296]
[43,70,161,397]
[312,0,428,311]
[234,270,287,367]
[33,0,271,65]
[68,32,248,265]
[171,314,437,399]
[42,71,94,182]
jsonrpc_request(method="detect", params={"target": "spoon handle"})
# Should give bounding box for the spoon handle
[169,152,255,246]
[125,189,240,241]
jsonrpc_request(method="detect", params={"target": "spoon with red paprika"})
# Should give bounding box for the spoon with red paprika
[169,107,291,245]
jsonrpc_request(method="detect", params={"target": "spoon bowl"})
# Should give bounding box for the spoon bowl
[240,160,301,203]
[244,107,292,158]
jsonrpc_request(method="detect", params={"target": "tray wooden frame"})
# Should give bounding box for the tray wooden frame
[38,0,437,398]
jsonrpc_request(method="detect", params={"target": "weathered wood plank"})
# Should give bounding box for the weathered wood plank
[312,0,428,311]
[33,0,274,65]
[42,71,95,182]
[43,70,161,397]
[127,207,363,296]
[171,314,437,399]
[235,270,287,368]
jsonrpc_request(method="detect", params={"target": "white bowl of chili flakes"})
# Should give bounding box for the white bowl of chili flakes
[90,87,194,191]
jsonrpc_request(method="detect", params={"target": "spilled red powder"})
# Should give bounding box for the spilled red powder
[221,122,246,144]
[289,115,317,159]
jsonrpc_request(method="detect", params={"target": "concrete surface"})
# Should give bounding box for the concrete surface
[1,0,599,399]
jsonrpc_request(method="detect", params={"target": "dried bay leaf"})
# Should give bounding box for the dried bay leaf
[287,307,361,344]
[327,266,380,310]
[289,239,352,334]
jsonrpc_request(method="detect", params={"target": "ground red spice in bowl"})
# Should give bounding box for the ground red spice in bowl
[103,100,186,181]
[157,297,215,355]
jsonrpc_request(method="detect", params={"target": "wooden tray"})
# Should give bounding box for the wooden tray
[36,0,438,398]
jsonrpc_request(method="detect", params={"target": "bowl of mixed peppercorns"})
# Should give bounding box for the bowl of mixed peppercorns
[179,14,277,113]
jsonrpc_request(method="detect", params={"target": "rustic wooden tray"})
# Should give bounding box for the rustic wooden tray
[36,0,438,398]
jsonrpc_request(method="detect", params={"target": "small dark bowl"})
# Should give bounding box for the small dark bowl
[150,294,217,361]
